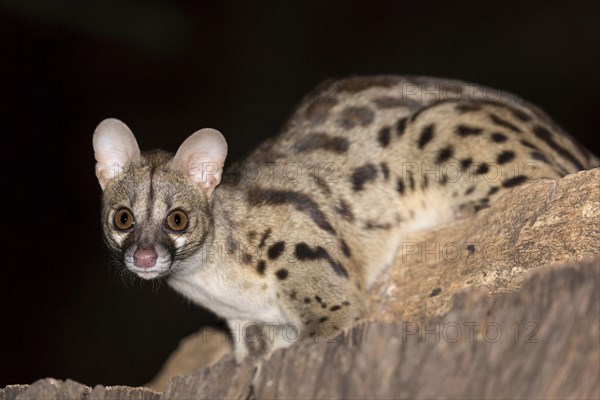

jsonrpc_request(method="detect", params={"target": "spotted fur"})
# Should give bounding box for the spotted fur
[95,75,599,360]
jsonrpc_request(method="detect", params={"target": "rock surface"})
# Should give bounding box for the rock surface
[369,168,600,322]
[2,169,599,399]
[3,258,599,399]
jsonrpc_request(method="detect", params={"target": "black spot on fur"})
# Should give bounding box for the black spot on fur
[275,269,289,280]
[396,117,408,136]
[408,173,416,190]
[365,222,392,230]
[380,163,390,180]
[248,188,335,234]
[258,228,271,248]
[256,260,266,275]
[267,241,285,260]
[467,244,475,254]
[337,106,375,129]
[489,114,522,133]
[330,305,341,312]
[502,175,528,188]
[436,146,454,164]
[476,164,489,175]
[242,252,253,265]
[429,287,442,297]
[520,140,539,150]
[531,151,551,164]
[532,126,585,170]
[496,150,516,164]
[319,316,329,323]
[378,127,391,147]
[341,240,351,257]
[488,186,500,196]
[491,132,508,143]
[335,199,354,222]
[456,125,483,137]
[396,178,405,195]
[417,124,435,149]
[460,158,473,170]
[351,164,378,191]
[303,297,311,304]
[295,243,349,278]
[293,133,350,154]
[342,300,351,306]
[422,175,428,189]
[464,186,475,195]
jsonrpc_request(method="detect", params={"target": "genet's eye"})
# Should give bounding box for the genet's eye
[166,210,188,232]
[114,208,135,231]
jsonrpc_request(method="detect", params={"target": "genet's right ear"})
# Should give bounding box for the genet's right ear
[93,118,141,190]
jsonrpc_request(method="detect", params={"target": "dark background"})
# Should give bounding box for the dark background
[1,0,598,388]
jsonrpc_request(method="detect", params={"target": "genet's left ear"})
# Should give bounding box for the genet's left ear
[172,128,228,196]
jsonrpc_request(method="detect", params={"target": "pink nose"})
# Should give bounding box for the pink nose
[133,246,157,268]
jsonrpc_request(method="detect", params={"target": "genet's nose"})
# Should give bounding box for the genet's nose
[133,246,157,268]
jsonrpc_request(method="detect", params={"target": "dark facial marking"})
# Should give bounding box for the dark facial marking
[496,150,515,164]
[337,106,375,129]
[436,146,454,164]
[248,189,335,234]
[489,114,522,133]
[295,242,349,278]
[417,124,435,149]
[502,175,528,188]
[275,269,289,280]
[491,132,508,143]
[456,125,483,137]
[396,117,408,136]
[378,127,391,148]
[380,163,390,180]
[267,241,285,261]
[532,126,585,170]
[429,287,442,297]
[351,164,378,191]
[293,133,350,154]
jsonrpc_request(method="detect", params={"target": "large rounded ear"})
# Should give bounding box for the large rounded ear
[172,128,228,196]
[93,118,141,190]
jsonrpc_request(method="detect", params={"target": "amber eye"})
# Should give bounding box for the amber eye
[166,210,188,232]
[114,208,135,231]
